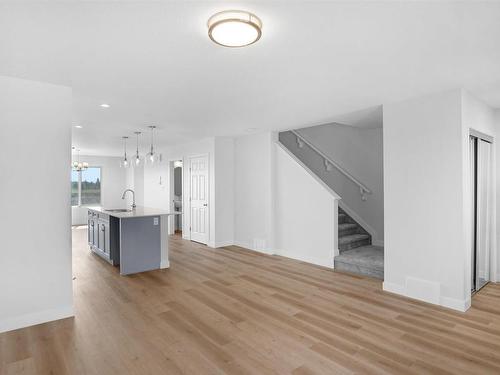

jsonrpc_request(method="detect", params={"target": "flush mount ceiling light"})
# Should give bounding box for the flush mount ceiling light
[100,103,110,108]
[208,10,262,47]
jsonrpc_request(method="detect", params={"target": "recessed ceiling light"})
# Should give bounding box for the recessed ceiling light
[100,103,110,108]
[75,125,83,129]
[208,10,262,48]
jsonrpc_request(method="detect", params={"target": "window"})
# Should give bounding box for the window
[72,167,101,206]
[71,170,79,206]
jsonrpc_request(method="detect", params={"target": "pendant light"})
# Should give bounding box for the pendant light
[146,126,159,164]
[72,147,89,171]
[133,131,142,167]
[120,136,130,168]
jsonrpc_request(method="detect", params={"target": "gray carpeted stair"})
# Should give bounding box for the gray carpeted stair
[335,246,384,279]
[337,208,371,252]
[335,208,383,279]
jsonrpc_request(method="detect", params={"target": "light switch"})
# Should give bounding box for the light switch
[153,217,159,226]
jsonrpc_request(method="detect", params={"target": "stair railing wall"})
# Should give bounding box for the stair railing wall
[291,129,372,201]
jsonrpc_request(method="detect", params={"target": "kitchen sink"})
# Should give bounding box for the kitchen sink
[105,208,132,213]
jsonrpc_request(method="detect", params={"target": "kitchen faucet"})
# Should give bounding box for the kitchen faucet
[122,189,136,209]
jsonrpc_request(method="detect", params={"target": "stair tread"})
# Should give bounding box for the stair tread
[338,234,370,245]
[334,246,384,279]
[335,246,384,269]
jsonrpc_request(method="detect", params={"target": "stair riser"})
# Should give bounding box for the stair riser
[339,227,359,236]
[339,238,371,252]
[334,260,384,279]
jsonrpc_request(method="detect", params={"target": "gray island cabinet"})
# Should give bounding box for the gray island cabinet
[87,207,180,275]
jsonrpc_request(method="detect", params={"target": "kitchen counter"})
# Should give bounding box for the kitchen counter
[91,206,180,219]
[87,207,181,275]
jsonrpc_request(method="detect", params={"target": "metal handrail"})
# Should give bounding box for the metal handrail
[291,130,372,200]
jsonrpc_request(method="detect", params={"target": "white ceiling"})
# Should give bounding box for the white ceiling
[1,1,500,156]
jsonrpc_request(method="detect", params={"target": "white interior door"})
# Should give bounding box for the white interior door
[189,154,209,244]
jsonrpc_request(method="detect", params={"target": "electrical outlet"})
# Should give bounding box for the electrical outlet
[153,217,159,225]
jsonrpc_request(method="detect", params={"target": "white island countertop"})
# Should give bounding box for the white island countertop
[90,206,181,219]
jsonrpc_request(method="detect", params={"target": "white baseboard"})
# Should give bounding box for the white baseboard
[440,296,470,312]
[160,260,170,269]
[0,305,74,334]
[383,279,470,312]
[382,281,406,295]
[373,240,384,247]
[214,240,234,248]
[233,240,275,255]
[274,249,334,269]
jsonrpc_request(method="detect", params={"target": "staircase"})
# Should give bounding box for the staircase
[335,208,383,279]
[278,126,384,280]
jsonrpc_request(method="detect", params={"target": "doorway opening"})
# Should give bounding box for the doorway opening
[170,160,183,236]
[470,131,494,293]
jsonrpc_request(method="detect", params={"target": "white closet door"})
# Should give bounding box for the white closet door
[475,139,492,291]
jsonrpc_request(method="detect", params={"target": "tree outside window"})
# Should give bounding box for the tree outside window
[72,167,101,206]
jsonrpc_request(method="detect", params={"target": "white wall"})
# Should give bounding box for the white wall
[282,124,384,244]
[233,132,274,252]
[71,155,130,225]
[232,131,339,267]
[214,137,235,247]
[0,76,73,332]
[383,89,487,311]
[274,144,339,267]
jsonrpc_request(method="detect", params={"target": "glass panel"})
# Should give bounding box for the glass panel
[71,170,79,206]
[81,167,101,205]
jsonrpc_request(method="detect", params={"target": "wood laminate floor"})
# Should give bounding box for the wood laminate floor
[1,226,500,374]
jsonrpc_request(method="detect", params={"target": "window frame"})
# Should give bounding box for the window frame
[72,166,102,207]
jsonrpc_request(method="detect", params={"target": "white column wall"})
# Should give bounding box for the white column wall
[0,76,73,332]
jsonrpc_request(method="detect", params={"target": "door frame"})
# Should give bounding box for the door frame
[468,128,496,296]
[186,153,210,244]
[168,160,183,235]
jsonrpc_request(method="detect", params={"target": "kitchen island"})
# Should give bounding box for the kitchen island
[87,206,181,275]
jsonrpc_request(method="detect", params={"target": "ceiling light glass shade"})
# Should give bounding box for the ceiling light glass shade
[133,131,142,168]
[208,10,262,47]
[120,136,130,168]
[146,150,159,164]
[146,126,159,165]
[134,154,142,167]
